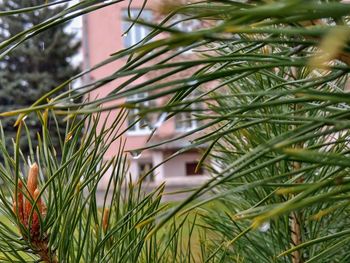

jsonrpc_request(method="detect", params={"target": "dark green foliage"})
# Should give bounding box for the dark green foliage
[198,67,350,262]
[2,0,350,262]
[0,0,80,155]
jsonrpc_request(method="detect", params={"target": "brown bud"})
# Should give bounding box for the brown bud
[17,181,24,224]
[24,201,31,227]
[25,163,39,225]
[27,163,39,197]
[13,180,25,225]
[33,189,43,215]
[30,189,42,239]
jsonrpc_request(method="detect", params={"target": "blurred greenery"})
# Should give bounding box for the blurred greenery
[0,0,80,156]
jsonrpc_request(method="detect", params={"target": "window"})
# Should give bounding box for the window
[127,93,150,134]
[171,14,201,54]
[175,92,201,131]
[139,162,154,182]
[172,14,201,33]
[122,9,152,48]
[175,111,197,131]
[186,162,203,176]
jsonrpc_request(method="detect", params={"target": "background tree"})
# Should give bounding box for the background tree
[0,0,80,155]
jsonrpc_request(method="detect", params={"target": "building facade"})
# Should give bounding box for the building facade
[83,1,209,188]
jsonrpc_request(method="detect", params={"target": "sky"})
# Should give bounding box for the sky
[66,0,83,33]
[65,0,83,68]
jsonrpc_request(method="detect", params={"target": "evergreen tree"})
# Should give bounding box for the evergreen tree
[0,0,80,155]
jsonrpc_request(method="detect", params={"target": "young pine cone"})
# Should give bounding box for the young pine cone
[12,163,56,263]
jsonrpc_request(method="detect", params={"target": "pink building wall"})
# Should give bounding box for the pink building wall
[83,1,209,187]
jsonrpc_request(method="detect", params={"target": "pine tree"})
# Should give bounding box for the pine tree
[0,0,80,155]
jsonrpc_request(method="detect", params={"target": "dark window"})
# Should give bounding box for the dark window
[186,162,203,176]
[139,162,154,182]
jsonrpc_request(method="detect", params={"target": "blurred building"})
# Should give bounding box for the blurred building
[82,0,209,188]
